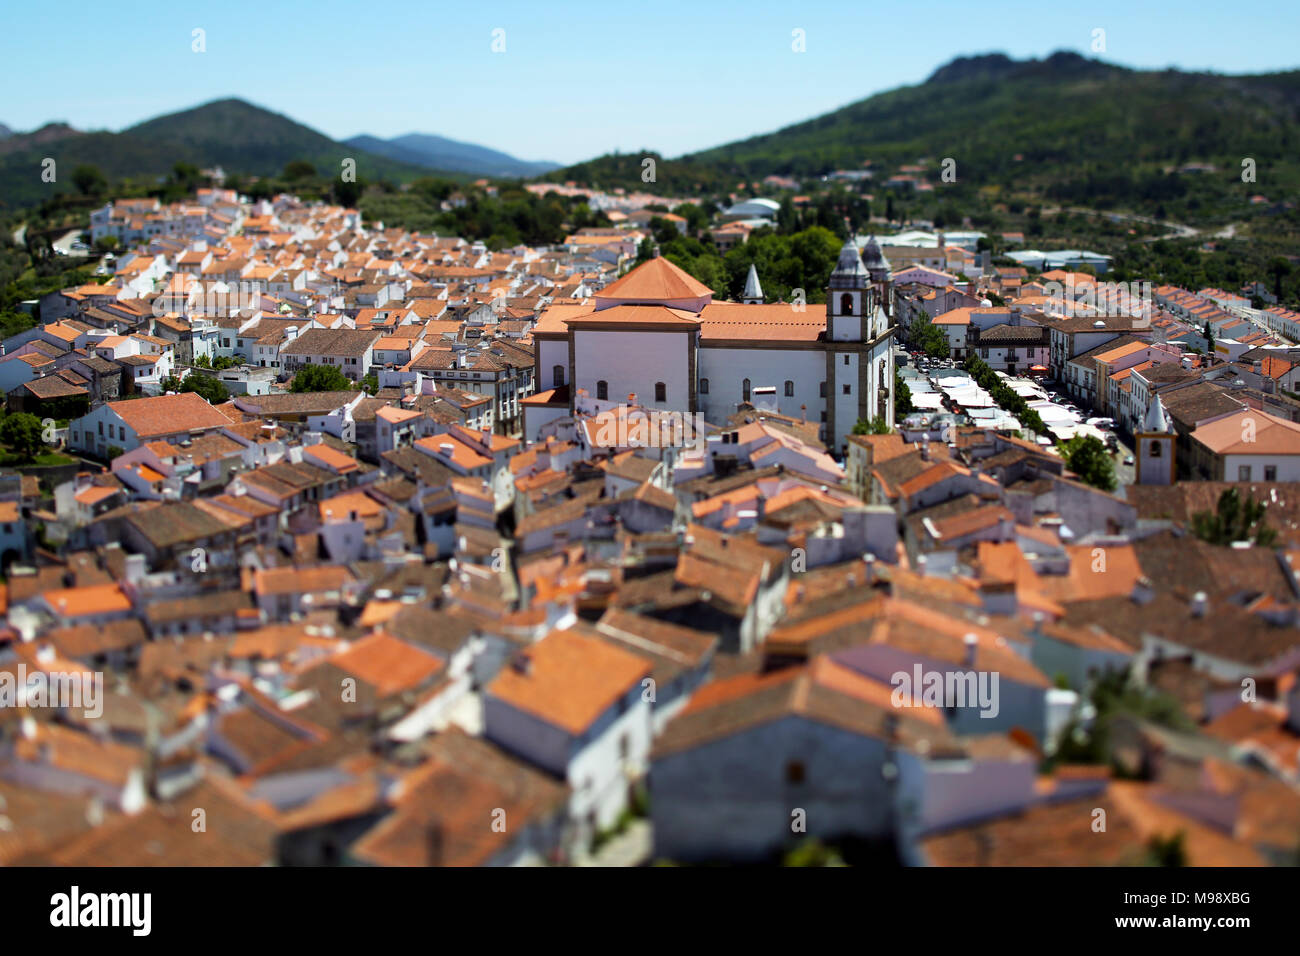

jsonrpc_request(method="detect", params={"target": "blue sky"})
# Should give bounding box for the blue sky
[3,0,1296,165]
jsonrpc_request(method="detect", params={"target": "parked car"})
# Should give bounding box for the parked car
[1123,455,1134,466]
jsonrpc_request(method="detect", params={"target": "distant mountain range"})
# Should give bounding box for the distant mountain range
[542,51,1300,217]
[6,52,1300,222]
[345,132,559,178]
[0,99,551,214]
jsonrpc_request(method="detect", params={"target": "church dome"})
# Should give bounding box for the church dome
[862,235,884,266]
[833,239,868,277]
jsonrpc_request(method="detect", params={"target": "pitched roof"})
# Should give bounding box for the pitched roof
[486,627,651,735]
[105,392,231,438]
[595,257,713,302]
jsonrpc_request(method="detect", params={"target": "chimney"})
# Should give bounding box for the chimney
[1191,591,1208,617]
[920,437,931,462]
[963,632,978,667]
[439,442,454,456]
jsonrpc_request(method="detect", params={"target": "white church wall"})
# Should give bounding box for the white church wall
[699,347,824,428]
[573,329,691,410]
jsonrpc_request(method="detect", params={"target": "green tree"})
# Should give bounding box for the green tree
[1268,257,1292,302]
[283,160,318,182]
[333,176,364,208]
[1058,434,1116,492]
[1143,832,1187,867]
[1190,488,1276,546]
[290,363,354,392]
[180,374,229,404]
[72,165,107,196]
[783,839,844,867]
[895,373,914,416]
[852,416,892,435]
[909,310,950,358]
[633,238,656,268]
[0,412,45,460]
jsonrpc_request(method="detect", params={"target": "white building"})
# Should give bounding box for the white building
[528,243,895,458]
[483,627,652,850]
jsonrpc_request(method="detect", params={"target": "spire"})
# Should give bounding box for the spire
[830,238,868,289]
[1142,394,1170,433]
[742,264,763,304]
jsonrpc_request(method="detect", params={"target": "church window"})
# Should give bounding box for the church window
[552,365,565,388]
[844,354,850,366]
[820,382,827,398]
[843,384,851,395]
[742,378,751,402]
[784,380,794,397]
[1149,441,1161,458]
[655,382,666,403]
[700,378,709,394]
[840,293,853,316]
[596,380,608,400]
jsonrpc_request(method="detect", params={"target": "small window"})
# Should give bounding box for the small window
[839,293,853,316]
[596,380,608,400]
[786,761,806,784]
[784,380,794,397]
[1266,465,1278,481]
[1149,441,1162,458]
[843,354,850,366]
[552,365,565,388]
[843,384,851,395]
[820,382,827,398]
[1239,465,1252,482]
[700,378,709,394]
[654,382,666,403]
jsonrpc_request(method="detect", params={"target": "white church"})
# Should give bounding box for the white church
[526,237,896,458]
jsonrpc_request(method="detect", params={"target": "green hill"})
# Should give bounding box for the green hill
[0,98,441,212]
[542,51,1300,222]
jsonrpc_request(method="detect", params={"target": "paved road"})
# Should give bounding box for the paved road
[52,229,91,257]
[1111,433,1136,487]
[1064,206,1200,242]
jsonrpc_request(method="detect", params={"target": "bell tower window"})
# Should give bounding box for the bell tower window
[840,293,853,316]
